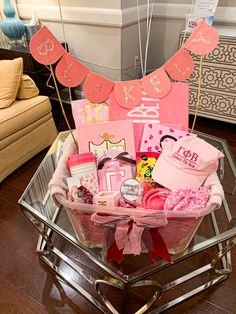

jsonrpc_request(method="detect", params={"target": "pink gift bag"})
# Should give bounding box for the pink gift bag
[109,82,189,150]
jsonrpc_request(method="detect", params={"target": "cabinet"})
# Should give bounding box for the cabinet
[179,28,236,124]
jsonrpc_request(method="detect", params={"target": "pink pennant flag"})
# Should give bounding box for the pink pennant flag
[141,68,171,99]
[83,72,114,103]
[184,21,219,55]
[114,80,142,108]
[29,26,65,65]
[55,52,89,87]
[163,48,194,81]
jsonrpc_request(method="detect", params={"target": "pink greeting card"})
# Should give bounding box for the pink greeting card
[77,120,136,160]
[141,124,197,153]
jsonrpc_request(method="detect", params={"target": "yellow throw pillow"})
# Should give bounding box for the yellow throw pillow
[17,74,39,99]
[0,57,23,108]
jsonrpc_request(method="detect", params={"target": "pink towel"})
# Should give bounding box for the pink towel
[164,172,224,213]
[48,132,78,207]
[164,187,210,212]
[203,171,224,209]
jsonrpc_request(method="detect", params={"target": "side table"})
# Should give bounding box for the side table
[19,130,236,314]
[179,27,236,124]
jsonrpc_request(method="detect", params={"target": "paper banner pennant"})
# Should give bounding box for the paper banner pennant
[83,72,114,103]
[141,68,171,98]
[28,21,219,107]
[114,80,142,108]
[29,26,65,65]
[184,21,219,55]
[164,48,194,81]
[55,52,89,87]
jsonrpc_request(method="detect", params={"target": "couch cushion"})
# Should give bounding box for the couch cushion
[0,115,58,182]
[0,95,52,141]
[0,58,23,109]
[17,74,39,99]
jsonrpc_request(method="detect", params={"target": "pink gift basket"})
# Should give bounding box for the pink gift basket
[55,193,219,256]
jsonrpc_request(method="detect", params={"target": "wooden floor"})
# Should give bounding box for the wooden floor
[0,115,236,314]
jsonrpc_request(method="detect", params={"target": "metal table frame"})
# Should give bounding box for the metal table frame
[19,131,236,314]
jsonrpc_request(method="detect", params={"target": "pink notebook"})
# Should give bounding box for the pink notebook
[141,124,196,153]
[77,120,136,160]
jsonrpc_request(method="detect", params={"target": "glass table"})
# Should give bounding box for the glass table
[19,130,236,314]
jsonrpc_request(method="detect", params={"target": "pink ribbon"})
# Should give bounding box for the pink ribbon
[91,212,168,255]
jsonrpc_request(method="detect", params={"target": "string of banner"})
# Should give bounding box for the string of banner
[29,6,219,144]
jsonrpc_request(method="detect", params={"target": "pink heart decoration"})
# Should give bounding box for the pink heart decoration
[144,140,148,144]
[184,21,219,55]
[149,124,153,129]
[29,26,65,65]
[114,80,141,108]
[149,135,153,140]
[147,147,152,152]
[83,72,114,103]
[155,146,159,151]
[141,68,171,99]
[163,48,194,81]
[55,52,89,87]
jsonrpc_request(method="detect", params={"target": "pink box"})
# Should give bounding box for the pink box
[93,191,121,207]
[98,164,133,191]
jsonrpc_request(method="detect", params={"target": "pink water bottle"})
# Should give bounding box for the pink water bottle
[67,152,99,195]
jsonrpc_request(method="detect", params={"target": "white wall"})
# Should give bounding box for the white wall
[16,0,236,81]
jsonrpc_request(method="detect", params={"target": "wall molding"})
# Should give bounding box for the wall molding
[18,3,236,27]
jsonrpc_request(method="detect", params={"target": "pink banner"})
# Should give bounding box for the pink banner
[184,21,219,55]
[29,26,65,65]
[164,48,194,81]
[83,72,114,103]
[114,80,142,108]
[56,52,89,87]
[141,68,171,98]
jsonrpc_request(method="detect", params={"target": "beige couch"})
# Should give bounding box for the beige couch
[0,58,58,182]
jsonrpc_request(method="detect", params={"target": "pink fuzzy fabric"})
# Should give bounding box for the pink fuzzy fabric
[164,187,210,212]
